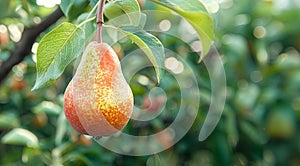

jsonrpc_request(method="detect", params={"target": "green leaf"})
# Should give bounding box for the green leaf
[147,155,162,166]
[64,153,94,165]
[60,0,89,21]
[76,13,96,41]
[55,112,67,145]
[60,0,71,15]
[1,128,39,148]
[0,112,20,129]
[147,153,179,166]
[32,101,62,115]
[240,121,267,144]
[149,0,214,59]
[22,148,46,166]
[107,25,165,83]
[89,0,98,7]
[104,0,141,25]
[32,22,85,90]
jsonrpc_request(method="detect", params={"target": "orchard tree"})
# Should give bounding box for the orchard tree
[0,0,216,165]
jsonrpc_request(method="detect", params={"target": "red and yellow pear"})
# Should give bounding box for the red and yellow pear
[64,42,133,137]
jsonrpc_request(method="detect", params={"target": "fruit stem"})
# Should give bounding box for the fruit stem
[96,0,106,43]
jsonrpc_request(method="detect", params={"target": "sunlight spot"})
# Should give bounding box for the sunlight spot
[165,57,179,71]
[138,75,149,86]
[36,0,61,8]
[191,40,202,52]
[220,0,233,9]
[250,71,263,83]
[235,14,250,26]
[257,48,268,63]
[33,17,42,24]
[16,6,28,19]
[8,24,22,42]
[207,1,220,13]
[32,54,37,63]
[159,20,171,32]
[31,43,39,54]
[173,61,184,74]
[165,57,184,74]
[254,26,266,39]
[0,25,7,33]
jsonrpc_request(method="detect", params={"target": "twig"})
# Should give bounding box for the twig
[96,0,106,43]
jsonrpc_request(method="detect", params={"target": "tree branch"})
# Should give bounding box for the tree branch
[0,7,64,84]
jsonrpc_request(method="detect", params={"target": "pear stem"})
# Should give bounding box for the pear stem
[97,0,106,43]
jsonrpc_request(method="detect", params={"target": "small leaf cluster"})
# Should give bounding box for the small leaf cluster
[32,0,214,90]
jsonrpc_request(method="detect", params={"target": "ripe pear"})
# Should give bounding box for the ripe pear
[64,42,133,137]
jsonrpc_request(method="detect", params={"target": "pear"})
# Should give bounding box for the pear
[64,42,133,137]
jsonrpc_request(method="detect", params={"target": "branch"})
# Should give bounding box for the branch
[0,7,64,84]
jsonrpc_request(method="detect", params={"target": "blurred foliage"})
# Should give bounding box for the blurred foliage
[0,0,300,165]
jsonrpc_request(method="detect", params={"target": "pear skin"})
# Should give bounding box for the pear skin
[64,42,133,137]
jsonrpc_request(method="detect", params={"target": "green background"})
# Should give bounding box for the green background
[0,0,300,165]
